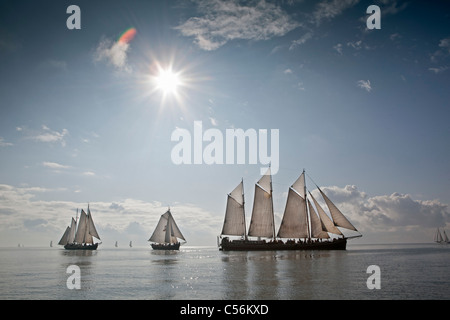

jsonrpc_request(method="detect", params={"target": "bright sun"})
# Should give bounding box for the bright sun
[155,68,181,95]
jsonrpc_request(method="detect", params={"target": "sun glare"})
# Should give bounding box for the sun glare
[143,59,194,108]
[155,68,181,95]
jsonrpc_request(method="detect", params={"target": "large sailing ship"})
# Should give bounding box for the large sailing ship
[58,206,101,250]
[218,168,361,251]
[148,208,186,250]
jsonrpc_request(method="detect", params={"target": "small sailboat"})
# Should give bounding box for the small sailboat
[218,168,361,251]
[129,241,132,248]
[434,228,449,244]
[58,206,101,250]
[50,240,53,247]
[115,241,118,248]
[148,208,186,250]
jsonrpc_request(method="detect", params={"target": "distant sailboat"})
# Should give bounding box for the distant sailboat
[148,208,186,250]
[219,168,362,251]
[58,207,101,250]
[50,241,53,247]
[129,241,132,248]
[115,241,118,248]
[434,228,449,244]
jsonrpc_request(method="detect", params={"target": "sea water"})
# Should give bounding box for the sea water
[0,243,448,300]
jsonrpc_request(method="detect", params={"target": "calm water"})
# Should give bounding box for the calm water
[0,243,448,300]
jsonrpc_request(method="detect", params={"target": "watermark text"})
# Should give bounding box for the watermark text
[171,121,279,175]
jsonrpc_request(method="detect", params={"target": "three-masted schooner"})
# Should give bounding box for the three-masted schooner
[434,228,449,244]
[58,206,101,250]
[218,168,362,251]
[148,208,186,250]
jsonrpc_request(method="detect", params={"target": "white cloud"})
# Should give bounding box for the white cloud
[0,137,13,147]
[347,40,362,50]
[83,171,96,176]
[428,66,448,74]
[438,37,450,52]
[357,79,372,92]
[42,162,71,170]
[209,117,218,126]
[175,0,300,51]
[312,0,359,25]
[30,125,69,147]
[289,32,313,50]
[380,0,408,16]
[310,185,450,242]
[333,43,343,55]
[389,33,401,41]
[94,38,132,72]
[430,37,450,63]
[429,37,450,73]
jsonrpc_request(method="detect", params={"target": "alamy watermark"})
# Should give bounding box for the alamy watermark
[66,265,81,290]
[171,121,279,175]
[366,265,381,290]
[66,4,380,31]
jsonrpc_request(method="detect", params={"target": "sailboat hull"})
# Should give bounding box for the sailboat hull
[219,238,347,251]
[151,242,181,250]
[64,243,98,250]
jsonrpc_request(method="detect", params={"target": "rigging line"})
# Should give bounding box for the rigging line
[305,171,321,190]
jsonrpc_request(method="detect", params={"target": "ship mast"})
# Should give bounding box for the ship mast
[303,169,311,240]
[242,178,248,240]
[270,166,276,240]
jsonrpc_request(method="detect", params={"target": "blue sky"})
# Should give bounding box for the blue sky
[0,0,449,246]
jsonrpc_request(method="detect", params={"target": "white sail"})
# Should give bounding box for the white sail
[443,230,449,243]
[87,208,100,240]
[165,217,174,244]
[257,167,272,193]
[434,228,443,243]
[230,180,244,205]
[277,188,308,238]
[221,181,246,236]
[248,169,275,238]
[149,210,185,244]
[68,218,77,243]
[84,225,93,244]
[309,192,343,235]
[74,210,87,243]
[168,211,186,241]
[291,172,306,199]
[58,226,71,245]
[149,212,168,243]
[319,188,358,231]
[308,199,330,239]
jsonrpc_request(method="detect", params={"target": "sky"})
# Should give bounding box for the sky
[0,0,449,247]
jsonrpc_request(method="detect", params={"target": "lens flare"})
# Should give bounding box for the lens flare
[118,27,137,44]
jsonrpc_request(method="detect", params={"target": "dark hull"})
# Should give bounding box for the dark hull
[220,238,347,251]
[64,243,98,250]
[151,242,180,250]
